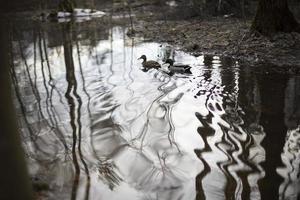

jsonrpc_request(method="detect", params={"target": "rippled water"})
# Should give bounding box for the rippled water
[10,20,300,200]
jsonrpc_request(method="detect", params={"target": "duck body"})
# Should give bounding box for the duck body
[169,65,191,74]
[164,59,192,74]
[142,60,161,69]
[138,55,161,69]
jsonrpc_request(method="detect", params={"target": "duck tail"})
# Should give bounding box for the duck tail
[185,67,192,74]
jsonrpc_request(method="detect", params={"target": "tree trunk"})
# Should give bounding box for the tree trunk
[251,0,300,35]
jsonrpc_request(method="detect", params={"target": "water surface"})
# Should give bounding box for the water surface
[10,19,300,200]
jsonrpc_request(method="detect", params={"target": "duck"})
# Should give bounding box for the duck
[138,55,161,69]
[164,58,192,74]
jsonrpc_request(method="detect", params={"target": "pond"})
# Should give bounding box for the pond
[10,18,300,200]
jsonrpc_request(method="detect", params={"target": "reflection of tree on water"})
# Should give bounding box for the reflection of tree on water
[94,28,187,194]
[193,57,266,200]
[194,112,214,200]
[41,28,69,151]
[192,61,300,200]
[258,74,288,200]
[284,77,300,129]
[277,76,300,199]
[12,20,113,199]
[277,126,300,200]
[10,17,300,200]
[88,31,196,199]
[12,28,65,159]
[87,25,124,190]
[10,50,45,156]
[89,84,124,190]
[159,44,175,62]
[62,22,91,200]
[15,24,70,156]
[236,64,265,200]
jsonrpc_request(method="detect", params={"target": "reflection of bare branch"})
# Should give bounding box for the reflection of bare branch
[33,31,43,132]
[135,88,182,153]
[62,23,81,200]
[192,63,267,199]
[98,161,122,190]
[278,127,300,200]
[42,31,52,81]
[74,33,91,200]
[15,28,69,163]
[124,0,135,36]
[9,45,51,158]
[194,112,214,200]
[39,30,53,130]
[40,29,69,152]
[63,23,91,200]
[76,34,92,113]
[107,19,117,88]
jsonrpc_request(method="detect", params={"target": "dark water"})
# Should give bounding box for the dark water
[10,19,300,200]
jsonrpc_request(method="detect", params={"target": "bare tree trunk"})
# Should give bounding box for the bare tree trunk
[251,0,300,35]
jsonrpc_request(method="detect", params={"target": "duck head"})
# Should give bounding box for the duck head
[138,55,147,62]
[164,58,174,66]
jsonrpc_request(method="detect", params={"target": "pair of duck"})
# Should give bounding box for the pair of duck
[138,55,192,74]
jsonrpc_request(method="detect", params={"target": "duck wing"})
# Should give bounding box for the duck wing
[169,64,192,74]
[143,60,161,69]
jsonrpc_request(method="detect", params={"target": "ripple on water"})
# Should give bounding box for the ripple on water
[11,23,300,200]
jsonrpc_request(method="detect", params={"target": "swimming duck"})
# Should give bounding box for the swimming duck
[164,58,192,74]
[138,55,161,69]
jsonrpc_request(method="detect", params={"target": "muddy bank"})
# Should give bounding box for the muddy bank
[132,17,300,67]
[9,1,300,68]
[116,1,300,68]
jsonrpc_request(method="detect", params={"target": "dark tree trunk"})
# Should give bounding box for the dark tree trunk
[251,0,300,35]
